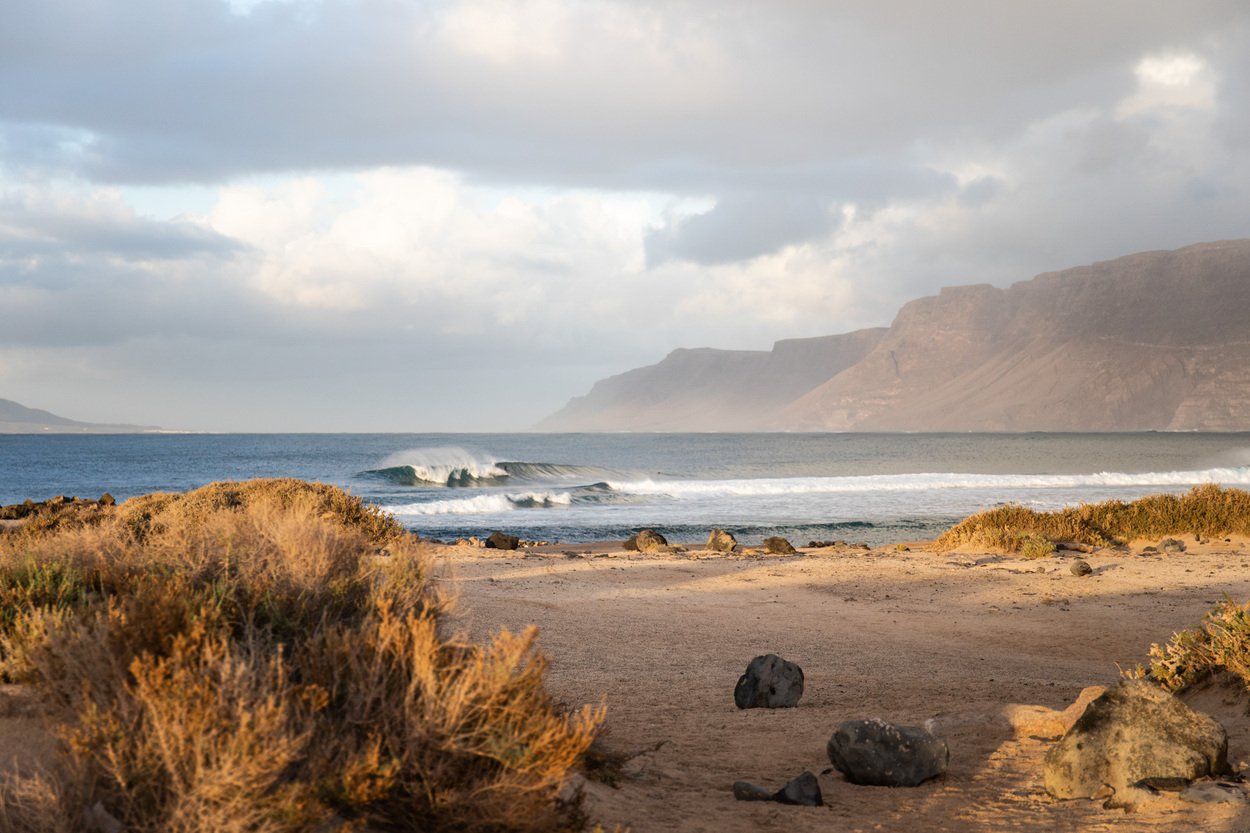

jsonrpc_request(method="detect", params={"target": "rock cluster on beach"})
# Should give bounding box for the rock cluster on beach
[732,771,823,806]
[0,493,116,534]
[726,648,1240,814]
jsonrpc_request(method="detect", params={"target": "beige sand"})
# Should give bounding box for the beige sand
[444,539,1250,833]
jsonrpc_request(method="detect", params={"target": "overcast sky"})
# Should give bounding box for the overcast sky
[2,0,1249,431]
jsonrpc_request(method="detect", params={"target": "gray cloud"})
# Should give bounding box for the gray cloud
[0,191,243,262]
[1,0,1243,196]
[646,193,838,266]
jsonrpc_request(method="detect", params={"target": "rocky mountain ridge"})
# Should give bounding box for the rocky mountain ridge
[0,398,159,434]
[539,240,1250,432]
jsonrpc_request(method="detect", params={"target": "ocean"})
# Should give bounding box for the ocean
[3,433,1250,545]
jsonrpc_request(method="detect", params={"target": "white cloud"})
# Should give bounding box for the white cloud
[1118,52,1217,117]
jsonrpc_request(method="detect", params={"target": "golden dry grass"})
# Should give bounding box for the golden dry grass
[0,479,601,833]
[936,484,1250,552]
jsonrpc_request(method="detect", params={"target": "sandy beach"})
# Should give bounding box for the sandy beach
[441,538,1250,833]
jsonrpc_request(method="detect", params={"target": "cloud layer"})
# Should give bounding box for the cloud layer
[2,0,1249,429]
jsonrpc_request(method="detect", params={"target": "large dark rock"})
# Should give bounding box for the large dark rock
[1043,680,1228,799]
[734,654,804,709]
[484,531,520,550]
[762,536,797,554]
[624,529,668,552]
[706,528,738,552]
[827,719,949,786]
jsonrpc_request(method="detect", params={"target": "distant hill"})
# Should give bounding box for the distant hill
[537,329,886,431]
[0,399,160,434]
[539,240,1250,432]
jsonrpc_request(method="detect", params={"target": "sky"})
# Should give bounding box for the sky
[2,0,1249,431]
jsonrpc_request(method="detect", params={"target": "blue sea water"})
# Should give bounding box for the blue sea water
[3,433,1250,545]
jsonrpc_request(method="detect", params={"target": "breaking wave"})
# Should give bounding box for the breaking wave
[360,446,604,487]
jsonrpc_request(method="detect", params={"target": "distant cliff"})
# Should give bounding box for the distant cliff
[540,240,1250,432]
[537,329,886,431]
[0,399,159,433]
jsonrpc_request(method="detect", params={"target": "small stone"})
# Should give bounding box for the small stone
[732,780,773,801]
[772,771,823,806]
[1133,776,1190,792]
[484,531,520,550]
[1139,546,1158,555]
[762,536,796,554]
[1180,782,1248,805]
[83,802,123,833]
[1159,537,1187,554]
[1070,560,1093,577]
[624,529,668,552]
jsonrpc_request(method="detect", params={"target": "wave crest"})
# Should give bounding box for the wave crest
[361,446,605,486]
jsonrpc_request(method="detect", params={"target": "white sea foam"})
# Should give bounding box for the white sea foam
[605,467,1250,499]
[389,491,574,515]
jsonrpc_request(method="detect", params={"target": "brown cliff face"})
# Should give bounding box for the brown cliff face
[535,328,886,431]
[784,240,1250,431]
[541,240,1250,432]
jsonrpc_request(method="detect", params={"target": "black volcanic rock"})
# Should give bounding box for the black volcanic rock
[734,653,804,709]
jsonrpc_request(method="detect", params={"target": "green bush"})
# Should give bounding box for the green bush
[1131,598,1250,692]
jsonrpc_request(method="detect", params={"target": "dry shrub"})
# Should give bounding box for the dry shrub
[113,478,406,547]
[1130,598,1250,693]
[937,484,1250,552]
[0,479,600,833]
[1017,533,1056,559]
[0,768,81,833]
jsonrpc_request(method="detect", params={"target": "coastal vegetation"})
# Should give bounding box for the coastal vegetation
[936,484,1250,552]
[1134,599,1250,694]
[0,479,601,833]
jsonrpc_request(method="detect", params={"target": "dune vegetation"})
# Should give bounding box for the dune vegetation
[0,479,602,833]
[936,484,1250,553]
[1133,599,1250,694]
